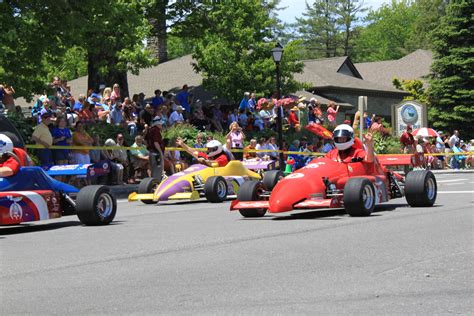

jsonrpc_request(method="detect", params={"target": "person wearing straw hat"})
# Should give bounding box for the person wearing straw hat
[288,106,300,131]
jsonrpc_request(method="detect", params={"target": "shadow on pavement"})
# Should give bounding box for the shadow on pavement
[0,220,124,236]
[240,203,411,221]
[0,221,82,236]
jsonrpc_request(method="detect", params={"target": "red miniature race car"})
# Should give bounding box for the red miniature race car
[230,155,437,217]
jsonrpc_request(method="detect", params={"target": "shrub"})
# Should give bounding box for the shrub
[87,122,133,145]
[373,132,400,154]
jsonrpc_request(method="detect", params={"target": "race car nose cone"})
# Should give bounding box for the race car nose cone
[268,172,324,213]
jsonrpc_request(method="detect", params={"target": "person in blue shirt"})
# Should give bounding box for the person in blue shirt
[176,84,191,114]
[239,92,250,112]
[247,93,256,112]
[151,89,164,111]
[51,116,72,165]
[73,95,85,112]
[109,102,124,126]
[364,112,375,129]
[322,138,335,153]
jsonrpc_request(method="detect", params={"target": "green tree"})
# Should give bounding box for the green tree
[190,0,304,103]
[167,35,196,60]
[43,46,88,83]
[0,0,73,100]
[336,0,367,56]
[0,1,155,100]
[72,0,155,96]
[295,0,340,58]
[352,0,418,62]
[428,0,474,138]
[392,77,429,104]
[406,0,448,50]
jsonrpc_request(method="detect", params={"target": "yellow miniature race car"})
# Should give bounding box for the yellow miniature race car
[128,160,262,204]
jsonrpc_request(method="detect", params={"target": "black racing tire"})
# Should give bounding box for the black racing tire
[204,176,228,203]
[138,177,159,204]
[237,180,267,217]
[405,170,437,207]
[76,185,117,225]
[262,170,284,191]
[343,178,376,217]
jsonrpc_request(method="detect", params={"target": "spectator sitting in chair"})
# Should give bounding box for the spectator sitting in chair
[243,139,258,161]
[102,139,125,185]
[130,135,151,181]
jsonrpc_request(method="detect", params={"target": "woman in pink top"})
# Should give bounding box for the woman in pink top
[226,121,245,160]
[326,101,340,127]
[110,83,121,102]
[369,116,386,135]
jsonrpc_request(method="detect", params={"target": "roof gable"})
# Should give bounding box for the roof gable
[355,49,433,88]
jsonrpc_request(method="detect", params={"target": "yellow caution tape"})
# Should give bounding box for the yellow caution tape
[24,144,472,157]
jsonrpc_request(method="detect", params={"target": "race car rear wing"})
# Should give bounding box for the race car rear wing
[377,154,412,166]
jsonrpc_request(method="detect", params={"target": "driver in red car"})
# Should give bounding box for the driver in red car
[326,124,375,163]
[0,134,29,177]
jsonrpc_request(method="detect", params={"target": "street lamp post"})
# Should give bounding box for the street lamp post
[271,43,285,171]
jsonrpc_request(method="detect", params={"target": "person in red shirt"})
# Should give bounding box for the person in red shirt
[176,137,229,167]
[288,107,300,130]
[326,124,374,163]
[399,125,415,153]
[0,134,28,177]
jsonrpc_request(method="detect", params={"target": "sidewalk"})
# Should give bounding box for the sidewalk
[430,169,474,174]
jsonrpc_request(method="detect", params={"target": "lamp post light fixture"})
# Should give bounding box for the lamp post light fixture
[271,43,285,171]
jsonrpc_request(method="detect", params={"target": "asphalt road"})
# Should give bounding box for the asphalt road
[1,172,473,314]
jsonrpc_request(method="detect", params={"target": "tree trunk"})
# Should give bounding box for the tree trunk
[87,51,129,98]
[148,0,168,63]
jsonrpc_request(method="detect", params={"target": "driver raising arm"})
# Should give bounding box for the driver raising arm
[0,134,28,177]
[326,124,374,163]
[176,137,229,167]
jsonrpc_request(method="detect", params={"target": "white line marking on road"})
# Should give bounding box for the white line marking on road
[438,191,474,194]
[118,199,129,203]
[436,179,468,183]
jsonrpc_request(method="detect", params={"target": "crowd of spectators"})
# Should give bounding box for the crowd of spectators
[400,127,472,170]
[2,77,472,187]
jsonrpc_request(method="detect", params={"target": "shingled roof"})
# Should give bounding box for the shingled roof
[18,51,427,108]
[295,59,406,95]
[355,49,433,88]
[67,55,222,103]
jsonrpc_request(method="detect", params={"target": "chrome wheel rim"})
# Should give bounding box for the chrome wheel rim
[217,181,227,198]
[97,193,114,219]
[426,177,436,200]
[363,185,374,210]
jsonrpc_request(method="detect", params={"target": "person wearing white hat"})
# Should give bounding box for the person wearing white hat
[326,124,375,163]
[0,134,28,177]
[169,105,185,126]
[176,137,229,167]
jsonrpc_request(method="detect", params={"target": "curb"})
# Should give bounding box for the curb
[429,169,474,175]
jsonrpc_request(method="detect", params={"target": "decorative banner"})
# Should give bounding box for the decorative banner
[391,100,427,136]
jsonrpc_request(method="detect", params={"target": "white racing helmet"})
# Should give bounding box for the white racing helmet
[333,124,354,151]
[0,134,14,155]
[206,140,223,157]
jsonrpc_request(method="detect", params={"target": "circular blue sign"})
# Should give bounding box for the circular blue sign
[401,103,418,125]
